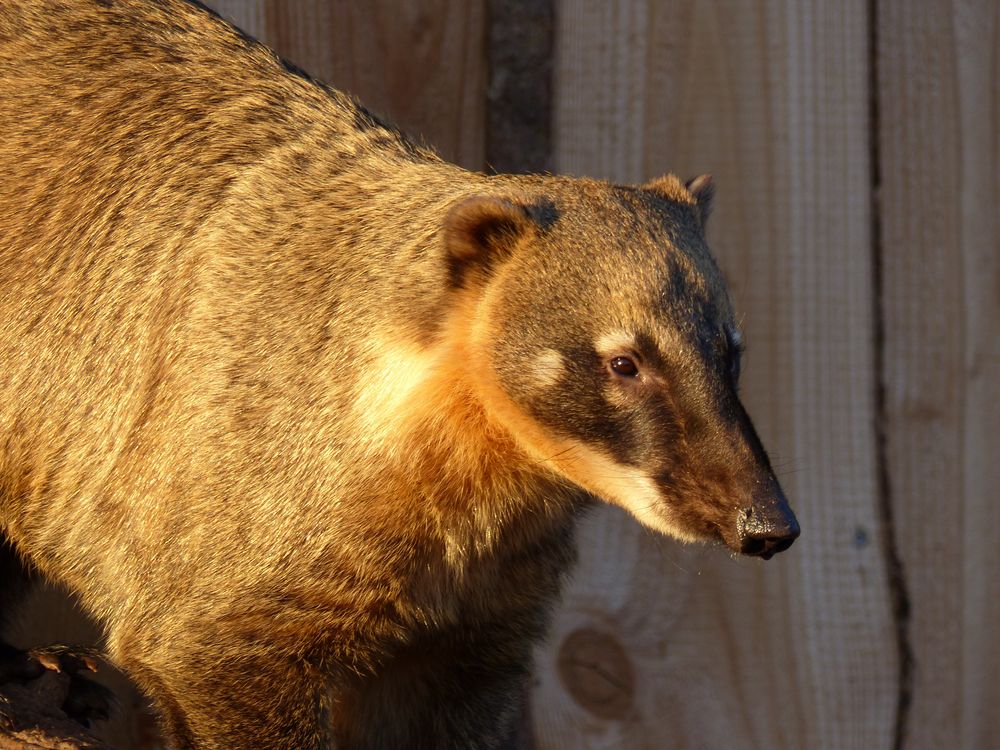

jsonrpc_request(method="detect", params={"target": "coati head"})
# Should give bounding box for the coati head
[444,173,799,559]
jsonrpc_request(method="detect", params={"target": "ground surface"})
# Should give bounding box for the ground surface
[0,670,109,750]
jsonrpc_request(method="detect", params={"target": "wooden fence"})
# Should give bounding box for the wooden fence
[13,1,997,748]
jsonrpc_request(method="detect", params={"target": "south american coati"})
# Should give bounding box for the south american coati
[0,0,800,747]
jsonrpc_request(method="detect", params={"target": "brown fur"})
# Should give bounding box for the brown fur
[0,1,797,748]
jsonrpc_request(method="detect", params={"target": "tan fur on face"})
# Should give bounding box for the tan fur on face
[458,344,695,542]
[529,348,565,391]
[537,438,699,542]
[461,275,700,544]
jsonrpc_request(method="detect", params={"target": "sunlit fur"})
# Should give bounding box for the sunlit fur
[529,348,565,391]
[0,2,794,749]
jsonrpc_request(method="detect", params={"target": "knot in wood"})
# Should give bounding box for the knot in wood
[556,627,634,720]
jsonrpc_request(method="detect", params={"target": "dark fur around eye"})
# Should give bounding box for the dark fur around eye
[609,356,638,377]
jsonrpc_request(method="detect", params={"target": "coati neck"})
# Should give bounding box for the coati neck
[342,285,579,571]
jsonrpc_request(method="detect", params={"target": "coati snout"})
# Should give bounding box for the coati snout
[449,175,799,558]
[737,489,800,559]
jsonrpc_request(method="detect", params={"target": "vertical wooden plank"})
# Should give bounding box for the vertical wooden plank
[484,6,558,743]
[536,1,898,747]
[877,1,1000,748]
[486,0,554,174]
[207,0,266,39]
[236,0,487,171]
[212,1,486,171]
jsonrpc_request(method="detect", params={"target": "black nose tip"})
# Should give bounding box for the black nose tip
[740,532,796,559]
[737,506,800,560]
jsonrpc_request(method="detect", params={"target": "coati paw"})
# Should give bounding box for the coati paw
[25,644,103,678]
[0,642,115,727]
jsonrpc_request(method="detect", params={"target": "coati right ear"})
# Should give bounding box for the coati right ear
[684,174,715,226]
[443,196,535,287]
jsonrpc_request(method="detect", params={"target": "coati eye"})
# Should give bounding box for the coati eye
[727,329,745,382]
[609,356,639,377]
[730,349,742,381]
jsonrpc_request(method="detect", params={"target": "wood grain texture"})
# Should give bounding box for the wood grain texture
[206,0,266,40]
[876,1,999,747]
[212,0,487,170]
[539,1,898,747]
[486,0,554,174]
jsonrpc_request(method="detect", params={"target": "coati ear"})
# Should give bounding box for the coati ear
[684,173,715,226]
[643,172,715,227]
[443,196,535,286]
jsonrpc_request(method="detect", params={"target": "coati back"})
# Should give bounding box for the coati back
[0,1,799,748]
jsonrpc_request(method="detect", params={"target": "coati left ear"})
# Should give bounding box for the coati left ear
[643,172,715,227]
[443,196,535,286]
[684,174,715,226]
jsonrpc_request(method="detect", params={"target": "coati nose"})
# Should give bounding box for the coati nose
[737,502,800,560]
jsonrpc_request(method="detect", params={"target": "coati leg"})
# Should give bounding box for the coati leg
[116,659,199,749]
[121,621,529,749]
[119,640,336,750]
[0,535,115,726]
[339,621,534,750]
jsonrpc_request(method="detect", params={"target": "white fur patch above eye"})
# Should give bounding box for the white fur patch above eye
[532,348,565,389]
[728,327,744,349]
[594,330,637,357]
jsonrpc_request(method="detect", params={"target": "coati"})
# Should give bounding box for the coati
[0,0,800,748]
